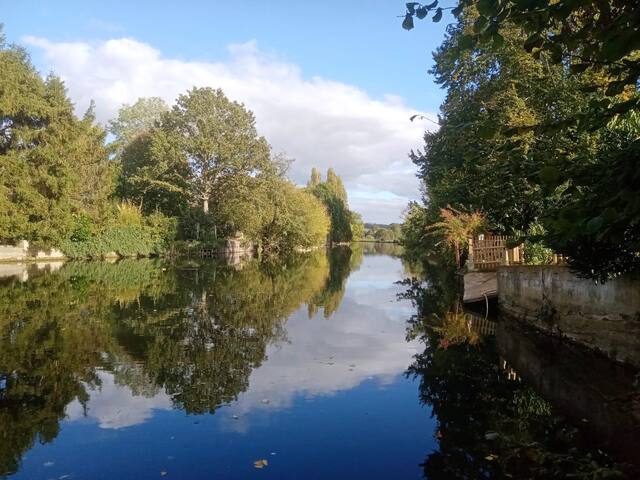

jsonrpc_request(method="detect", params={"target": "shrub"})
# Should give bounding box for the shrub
[115,201,143,226]
[69,214,94,242]
[144,211,178,248]
[61,225,165,259]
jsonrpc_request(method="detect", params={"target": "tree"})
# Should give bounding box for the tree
[426,207,485,267]
[108,97,168,155]
[402,1,640,122]
[116,126,190,216]
[403,4,640,279]
[307,168,358,243]
[350,211,365,241]
[307,167,322,187]
[159,87,272,214]
[0,32,112,244]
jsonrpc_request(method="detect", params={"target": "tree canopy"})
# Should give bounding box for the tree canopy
[307,168,362,243]
[402,2,640,280]
[0,33,113,245]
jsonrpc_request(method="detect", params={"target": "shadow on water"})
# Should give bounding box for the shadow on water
[0,248,358,477]
[401,255,639,479]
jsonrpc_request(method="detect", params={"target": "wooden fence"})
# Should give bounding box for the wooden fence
[467,234,522,271]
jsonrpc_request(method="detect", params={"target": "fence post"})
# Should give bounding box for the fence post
[467,237,475,271]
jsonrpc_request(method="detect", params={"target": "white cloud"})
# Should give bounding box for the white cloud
[219,255,419,431]
[23,36,436,223]
[65,370,173,429]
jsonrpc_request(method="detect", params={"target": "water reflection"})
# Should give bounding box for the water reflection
[0,246,424,478]
[403,257,639,479]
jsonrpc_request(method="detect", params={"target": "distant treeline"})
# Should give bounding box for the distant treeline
[361,223,402,243]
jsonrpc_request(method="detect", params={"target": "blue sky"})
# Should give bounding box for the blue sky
[3,1,448,223]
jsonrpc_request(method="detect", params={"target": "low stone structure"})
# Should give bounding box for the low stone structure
[498,265,640,367]
[496,317,639,463]
[0,240,66,263]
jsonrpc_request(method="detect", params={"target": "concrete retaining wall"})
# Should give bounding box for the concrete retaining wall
[498,265,640,367]
[0,241,66,262]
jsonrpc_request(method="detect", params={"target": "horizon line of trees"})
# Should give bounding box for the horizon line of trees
[0,28,364,256]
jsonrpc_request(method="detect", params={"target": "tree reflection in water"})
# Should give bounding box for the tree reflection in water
[401,258,636,479]
[0,249,357,476]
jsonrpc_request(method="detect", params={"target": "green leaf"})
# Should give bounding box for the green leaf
[474,16,489,33]
[569,63,590,74]
[402,14,414,30]
[432,7,443,22]
[478,123,497,139]
[492,32,504,48]
[539,166,561,187]
[476,0,494,16]
[524,34,544,52]
[458,34,474,50]
[601,208,617,224]
[579,84,600,93]
[605,81,626,96]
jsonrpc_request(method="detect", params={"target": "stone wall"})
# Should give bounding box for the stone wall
[0,245,27,261]
[496,318,639,463]
[0,241,66,262]
[498,265,640,367]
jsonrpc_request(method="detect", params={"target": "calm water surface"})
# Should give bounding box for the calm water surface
[0,245,637,479]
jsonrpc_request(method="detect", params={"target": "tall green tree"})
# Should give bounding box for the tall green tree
[307,167,322,187]
[403,2,640,279]
[160,87,272,214]
[0,32,112,244]
[307,168,357,243]
[108,97,168,155]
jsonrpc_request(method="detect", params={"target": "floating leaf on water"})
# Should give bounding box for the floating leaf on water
[43,462,55,467]
[484,431,499,440]
[254,459,269,469]
[232,415,239,419]
[485,454,498,461]
[261,399,270,404]
[160,471,168,476]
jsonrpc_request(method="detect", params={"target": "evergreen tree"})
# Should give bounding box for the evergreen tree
[0,33,112,244]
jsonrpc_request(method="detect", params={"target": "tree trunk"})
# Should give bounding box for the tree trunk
[202,197,209,214]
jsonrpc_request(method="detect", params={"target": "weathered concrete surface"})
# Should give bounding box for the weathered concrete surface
[498,265,640,367]
[463,271,497,303]
[33,248,65,260]
[0,241,66,262]
[0,245,27,261]
[496,318,640,465]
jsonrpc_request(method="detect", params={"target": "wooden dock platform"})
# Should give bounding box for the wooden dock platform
[463,271,497,303]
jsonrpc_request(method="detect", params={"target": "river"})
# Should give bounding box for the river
[0,245,637,479]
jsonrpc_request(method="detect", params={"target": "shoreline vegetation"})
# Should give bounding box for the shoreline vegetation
[0,31,363,260]
[399,3,640,282]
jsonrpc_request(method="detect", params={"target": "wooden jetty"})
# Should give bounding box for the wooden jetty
[463,234,521,304]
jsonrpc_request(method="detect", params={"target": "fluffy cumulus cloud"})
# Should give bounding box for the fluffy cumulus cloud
[24,36,436,222]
